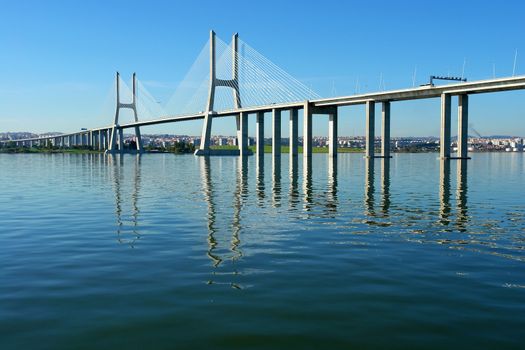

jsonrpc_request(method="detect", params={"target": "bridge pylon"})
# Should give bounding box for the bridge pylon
[108,72,143,153]
[195,30,242,156]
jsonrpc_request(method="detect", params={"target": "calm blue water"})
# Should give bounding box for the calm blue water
[1,153,524,349]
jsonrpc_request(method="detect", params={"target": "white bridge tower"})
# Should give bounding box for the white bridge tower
[195,31,241,156]
[108,72,143,153]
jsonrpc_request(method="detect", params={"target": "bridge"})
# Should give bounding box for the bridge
[3,30,525,161]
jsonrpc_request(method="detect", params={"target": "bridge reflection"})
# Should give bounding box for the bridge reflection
[363,158,392,222]
[104,153,469,262]
[272,156,281,208]
[289,156,300,208]
[439,159,469,231]
[108,153,142,247]
[199,156,244,288]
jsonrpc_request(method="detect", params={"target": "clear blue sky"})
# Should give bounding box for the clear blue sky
[1,0,524,137]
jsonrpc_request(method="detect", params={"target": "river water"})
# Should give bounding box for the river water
[1,153,524,349]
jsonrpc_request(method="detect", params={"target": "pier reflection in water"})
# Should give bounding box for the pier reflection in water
[303,157,313,211]
[326,157,338,215]
[289,156,299,208]
[272,156,281,208]
[456,159,469,231]
[100,152,516,278]
[199,156,247,288]
[439,159,469,232]
[256,156,265,205]
[109,154,143,247]
[363,158,392,223]
[104,153,473,252]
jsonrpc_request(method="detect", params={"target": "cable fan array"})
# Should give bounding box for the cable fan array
[107,34,320,123]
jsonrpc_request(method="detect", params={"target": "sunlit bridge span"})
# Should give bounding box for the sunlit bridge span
[3,30,525,162]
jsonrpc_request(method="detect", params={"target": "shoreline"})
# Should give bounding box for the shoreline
[1,146,523,155]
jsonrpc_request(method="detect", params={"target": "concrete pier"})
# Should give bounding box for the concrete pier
[98,131,103,151]
[105,130,110,149]
[440,93,452,159]
[118,128,124,151]
[238,112,248,156]
[272,109,281,158]
[289,109,298,157]
[134,127,143,152]
[328,108,338,158]
[457,95,469,159]
[256,111,264,158]
[303,102,313,158]
[381,101,391,158]
[365,101,375,158]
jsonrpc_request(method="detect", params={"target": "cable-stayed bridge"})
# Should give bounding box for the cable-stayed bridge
[3,30,525,161]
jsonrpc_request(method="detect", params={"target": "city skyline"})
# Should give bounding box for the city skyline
[0,0,524,136]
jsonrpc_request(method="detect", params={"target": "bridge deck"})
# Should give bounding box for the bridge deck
[3,75,525,143]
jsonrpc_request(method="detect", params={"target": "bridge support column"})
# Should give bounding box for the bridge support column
[195,112,214,155]
[303,102,313,158]
[118,128,124,152]
[256,112,265,159]
[440,93,452,159]
[134,127,143,152]
[272,109,281,158]
[290,109,298,157]
[98,131,103,151]
[381,101,391,158]
[328,108,338,158]
[238,112,248,156]
[457,94,470,159]
[365,101,375,158]
[109,127,118,152]
[105,130,110,149]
